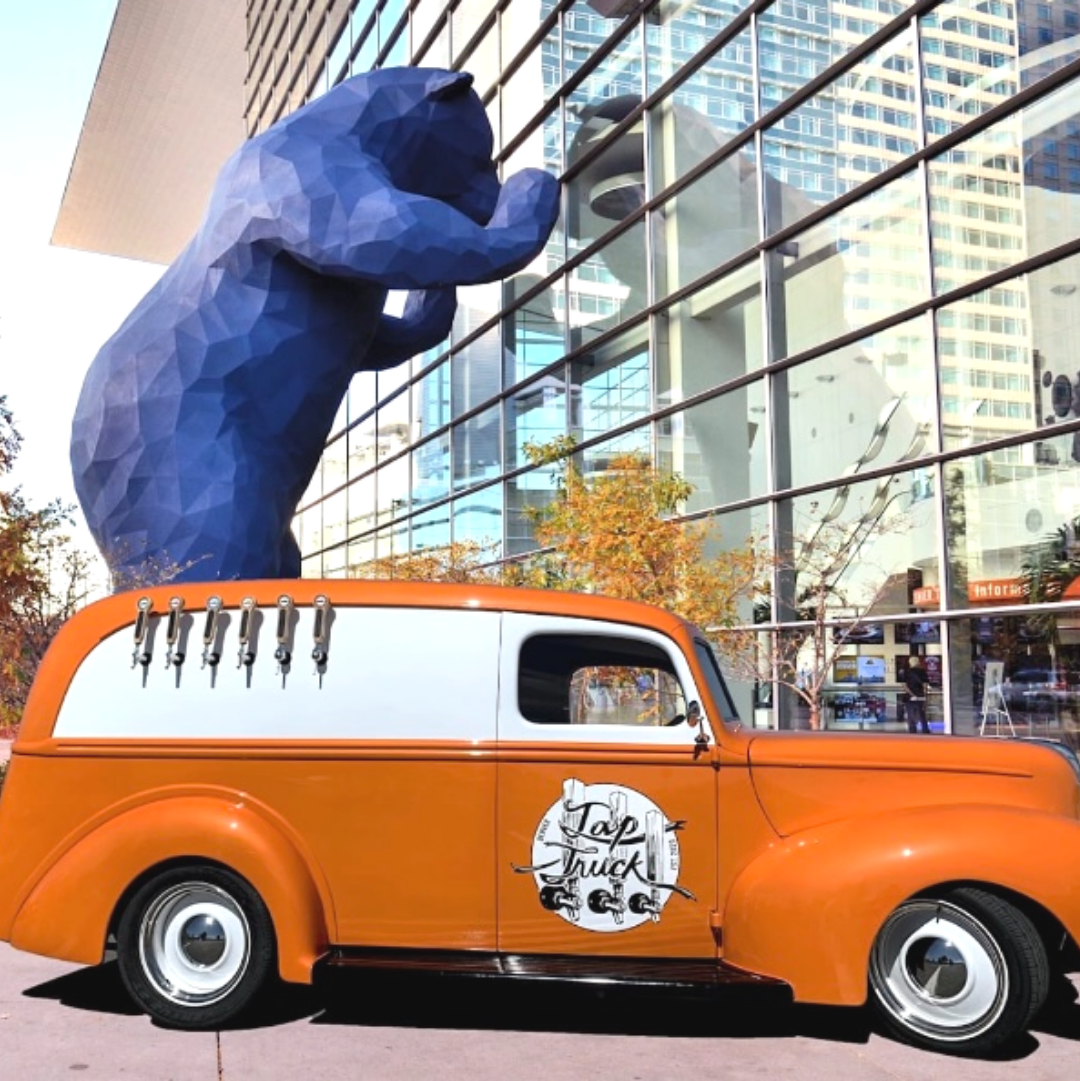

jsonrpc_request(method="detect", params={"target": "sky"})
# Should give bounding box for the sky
[0,2,162,535]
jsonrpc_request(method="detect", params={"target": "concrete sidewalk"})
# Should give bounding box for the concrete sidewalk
[1,942,1078,1080]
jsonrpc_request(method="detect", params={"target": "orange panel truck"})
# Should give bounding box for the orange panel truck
[1,580,1079,1055]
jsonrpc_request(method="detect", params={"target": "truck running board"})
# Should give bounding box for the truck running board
[322,948,790,993]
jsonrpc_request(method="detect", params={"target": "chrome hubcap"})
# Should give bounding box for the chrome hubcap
[180,914,228,967]
[139,883,250,1007]
[870,900,1007,1042]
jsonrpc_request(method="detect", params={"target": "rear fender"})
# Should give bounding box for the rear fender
[722,803,1080,1005]
[9,793,332,984]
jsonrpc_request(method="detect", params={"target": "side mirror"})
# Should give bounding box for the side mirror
[687,700,702,728]
[686,700,710,747]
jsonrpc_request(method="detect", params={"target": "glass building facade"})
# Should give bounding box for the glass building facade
[245,0,1080,735]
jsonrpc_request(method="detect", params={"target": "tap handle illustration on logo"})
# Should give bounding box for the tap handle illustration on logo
[514,779,694,933]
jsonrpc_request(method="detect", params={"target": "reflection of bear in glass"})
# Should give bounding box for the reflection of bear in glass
[72,68,560,582]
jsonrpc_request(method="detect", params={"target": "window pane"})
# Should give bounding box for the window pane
[774,468,940,624]
[453,402,502,490]
[659,385,765,511]
[758,0,907,112]
[503,287,566,387]
[567,218,649,346]
[451,327,501,417]
[567,110,646,251]
[942,436,1080,610]
[952,616,1080,742]
[929,75,1080,296]
[648,34,755,198]
[452,484,504,547]
[518,633,684,726]
[570,326,651,442]
[775,315,937,491]
[762,29,919,235]
[936,251,1080,451]
[773,170,928,360]
[413,359,451,440]
[652,146,759,303]
[646,0,752,96]
[505,367,568,471]
[412,431,450,509]
[656,260,763,403]
[565,20,642,162]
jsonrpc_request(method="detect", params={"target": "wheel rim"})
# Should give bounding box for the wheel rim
[870,899,1008,1043]
[138,882,251,1007]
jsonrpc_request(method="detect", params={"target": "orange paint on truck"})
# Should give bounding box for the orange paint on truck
[0,579,1078,1054]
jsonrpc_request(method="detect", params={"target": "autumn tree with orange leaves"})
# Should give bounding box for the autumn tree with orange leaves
[521,437,759,632]
[0,397,93,734]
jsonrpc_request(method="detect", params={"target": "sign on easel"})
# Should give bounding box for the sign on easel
[980,661,1015,736]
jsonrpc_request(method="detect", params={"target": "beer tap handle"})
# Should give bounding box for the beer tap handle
[237,597,258,669]
[311,594,332,675]
[131,597,153,669]
[275,594,294,681]
[201,596,223,669]
[164,596,185,668]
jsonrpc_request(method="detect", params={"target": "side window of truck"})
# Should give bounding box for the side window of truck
[518,634,688,727]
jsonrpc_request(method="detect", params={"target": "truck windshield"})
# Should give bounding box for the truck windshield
[694,638,739,723]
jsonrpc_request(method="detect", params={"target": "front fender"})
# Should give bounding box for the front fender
[9,793,332,984]
[723,803,1080,1005]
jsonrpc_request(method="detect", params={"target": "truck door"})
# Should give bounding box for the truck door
[496,614,718,959]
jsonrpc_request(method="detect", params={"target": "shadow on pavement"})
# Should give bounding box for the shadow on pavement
[312,969,861,1043]
[23,960,142,1016]
[22,961,1080,1060]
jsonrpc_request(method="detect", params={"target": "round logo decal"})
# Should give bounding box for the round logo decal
[513,778,694,933]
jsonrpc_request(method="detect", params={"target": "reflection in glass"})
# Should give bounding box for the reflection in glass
[655,260,762,407]
[645,0,751,95]
[929,74,1080,296]
[567,104,647,249]
[565,19,642,159]
[452,484,504,548]
[412,431,450,510]
[758,0,906,112]
[775,316,936,491]
[322,489,347,551]
[652,147,758,303]
[953,615,1080,744]
[506,463,552,556]
[942,432,1080,613]
[580,427,651,478]
[648,31,754,197]
[347,533,375,575]
[773,170,928,360]
[504,288,565,388]
[570,326,650,445]
[505,367,568,471]
[502,26,558,149]
[451,326,501,417]
[658,387,763,513]
[775,468,939,628]
[413,360,451,442]
[347,471,376,548]
[934,251,1080,451]
[453,403,502,490]
[567,218,649,347]
[762,30,919,235]
[410,503,451,552]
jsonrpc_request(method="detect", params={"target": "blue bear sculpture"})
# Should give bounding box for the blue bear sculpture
[71,67,560,582]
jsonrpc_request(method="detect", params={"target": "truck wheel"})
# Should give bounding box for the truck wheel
[868,887,1049,1055]
[117,865,276,1029]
